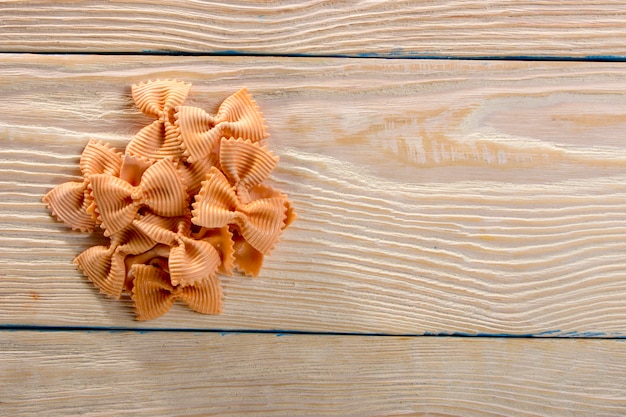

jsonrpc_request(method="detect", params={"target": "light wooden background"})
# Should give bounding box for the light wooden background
[2,2,626,416]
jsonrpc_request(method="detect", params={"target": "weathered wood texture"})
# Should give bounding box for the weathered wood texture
[2,55,626,335]
[3,331,626,417]
[2,1,626,58]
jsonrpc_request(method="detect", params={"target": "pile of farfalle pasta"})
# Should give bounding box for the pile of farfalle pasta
[43,80,295,320]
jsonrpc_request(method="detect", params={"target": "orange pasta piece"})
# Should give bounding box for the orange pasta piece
[74,224,157,298]
[175,88,269,164]
[43,139,122,232]
[133,213,221,287]
[131,264,223,320]
[192,167,288,255]
[126,79,191,161]
[219,137,279,202]
[89,157,188,236]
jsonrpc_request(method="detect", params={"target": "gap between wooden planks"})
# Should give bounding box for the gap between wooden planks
[2,330,626,417]
[2,0,626,58]
[2,54,626,335]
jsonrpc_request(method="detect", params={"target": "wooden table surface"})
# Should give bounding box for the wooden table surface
[3,2,626,416]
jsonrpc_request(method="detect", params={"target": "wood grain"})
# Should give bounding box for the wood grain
[2,54,626,335]
[2,331,626,416]
[2,1,626,58]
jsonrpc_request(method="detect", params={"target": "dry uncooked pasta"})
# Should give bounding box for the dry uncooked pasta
[43,80,295,320]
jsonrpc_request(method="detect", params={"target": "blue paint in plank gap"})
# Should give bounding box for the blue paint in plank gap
[11,50,626,62]
[424,331,537,338]
[0,324,624,339]
[10,49,623,63]
[135,49,626,62]
[421,330,625,338]
[535,330,563,337]
[556,331,615,338]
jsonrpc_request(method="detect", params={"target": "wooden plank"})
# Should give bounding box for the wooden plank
[2,1,626,58]
[2,54,626,335]
[2,331,626,416]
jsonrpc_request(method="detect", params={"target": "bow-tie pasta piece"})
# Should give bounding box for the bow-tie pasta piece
[175,88,269,164]
[133,213,221,287]
[43,139,122,232]
[131,264,223,320]
[177,136,277,203]
[218,137,279,202]
[178,136,278,209]
[89,157,188,236]
[213,88,269,143]
[192,167,289,255]
[74,223,158,298]
[126,79,191,161]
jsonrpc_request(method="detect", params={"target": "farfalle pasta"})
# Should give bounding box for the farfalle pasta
[133,213,221,287]
[192,167,288,255]
[175,88,269,164]
[43,80,294,320]
[90,156,189,236]
[42,139,122,232]
[74,223,158,298]
[126,79,191,161]
[131,264,223,321]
